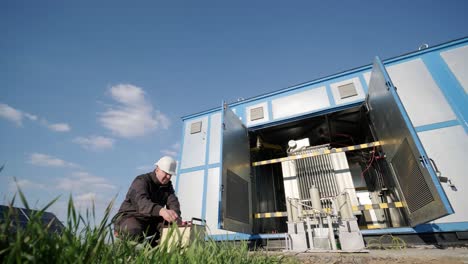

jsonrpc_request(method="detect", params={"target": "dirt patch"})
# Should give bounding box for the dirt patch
[271,247,468,264]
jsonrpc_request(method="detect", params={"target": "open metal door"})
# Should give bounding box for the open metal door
[220,103,252,234]
[367,57,454,227]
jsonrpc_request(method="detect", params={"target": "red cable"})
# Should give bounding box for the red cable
[361,146,376,179]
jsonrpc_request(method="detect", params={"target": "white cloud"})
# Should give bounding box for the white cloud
[73,136,114,151]
[8,178,46,193]
[99,84,170,138]
[56,171,116,192]
[137,142,180,172]
[160,141,181,158]
[70,192,117,219]
[29,153,78,168]
[48,123,71,132]
[17,179,46,189]
[24,113,38,121]
[75,192,96,203]
[39,118,71,132]
[0,103,69,132]
[0,103,36,126]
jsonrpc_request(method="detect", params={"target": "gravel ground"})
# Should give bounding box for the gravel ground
[266,246,468,264]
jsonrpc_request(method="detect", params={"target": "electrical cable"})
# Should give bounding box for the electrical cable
[360,147,376,180]
[366,234,407,250]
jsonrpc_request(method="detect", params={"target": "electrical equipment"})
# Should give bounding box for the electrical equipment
[283,142,359,213]
[281,141,365,251]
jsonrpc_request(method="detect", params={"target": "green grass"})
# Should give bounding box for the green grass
[0,189,296,264]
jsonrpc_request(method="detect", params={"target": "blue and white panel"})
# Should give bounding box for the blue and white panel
[329,77,366,105]
[417,125,468,223]
[178,170,205,221]
[271,86,329,120]
[440,45,468,94]
[180,116,208,169]
[367,57,453,226]
[364,59,457,127]
[208,113,222,164]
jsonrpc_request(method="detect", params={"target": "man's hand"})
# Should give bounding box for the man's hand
[159,208,179,222]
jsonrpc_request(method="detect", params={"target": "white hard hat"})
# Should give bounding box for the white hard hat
[155,156,177,175]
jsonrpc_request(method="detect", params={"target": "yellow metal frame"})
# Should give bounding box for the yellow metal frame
[252,141,381,167]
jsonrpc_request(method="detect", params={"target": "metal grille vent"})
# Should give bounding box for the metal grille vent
[250,106,264,121]
[338,83,358,99]
[190,121,202,134]
[391,138,434,213]
[225,170,249,223]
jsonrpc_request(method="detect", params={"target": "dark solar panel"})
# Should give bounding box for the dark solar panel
[0,205,65,233]
[41,212,56,221]
[20,208,34,218]
[0,205,9,214]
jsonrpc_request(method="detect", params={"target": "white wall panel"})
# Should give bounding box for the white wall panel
[441,45,468,94]
[386,59,456,127]
[271,87,329,120]
[180,117,208,169]
[363,72,371,86]
[205,167,235,235]
[205,167,220,234]
[418,126,468,223]
[178,170,204,220]
[208,113,222,164]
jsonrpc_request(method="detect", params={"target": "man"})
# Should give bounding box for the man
[113,156,181,243]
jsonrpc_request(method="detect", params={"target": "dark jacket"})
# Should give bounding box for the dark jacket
[115,171,181,222]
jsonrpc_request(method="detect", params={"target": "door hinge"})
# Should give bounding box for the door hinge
[385,81,391,90]
[419,156,427,168]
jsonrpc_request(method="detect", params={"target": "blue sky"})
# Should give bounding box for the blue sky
[1,1,467,222]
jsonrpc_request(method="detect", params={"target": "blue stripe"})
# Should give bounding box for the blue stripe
[178,163,221,174]
[267,100,273,123]
[208,233,288,241]
[207,221,468,241]
[361,221,468,235]
[178,165,206,174]
[376,57,454,214]
[359,74,369,93]
[208,221,468,241]
[422,53,468,133]
[325,84,336,107]
[415,120,460,132]
[201,114,212,221]
[207,163,220,169]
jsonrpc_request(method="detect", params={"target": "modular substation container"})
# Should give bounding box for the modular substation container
[174,37,468,246]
